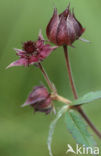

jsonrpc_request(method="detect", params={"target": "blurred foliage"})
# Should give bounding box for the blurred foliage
[0,0,101,155]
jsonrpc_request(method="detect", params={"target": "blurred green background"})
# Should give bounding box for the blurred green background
[0,0,101,155]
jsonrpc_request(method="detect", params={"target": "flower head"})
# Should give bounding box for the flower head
[22,85,53,114]
[7,31,57,68]
[46,4,85,46]
[23,41,37,53]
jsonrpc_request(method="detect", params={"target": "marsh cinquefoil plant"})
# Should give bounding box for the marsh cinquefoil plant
[7,3,101,156]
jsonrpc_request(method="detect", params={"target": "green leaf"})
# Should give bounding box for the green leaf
[65,110,96,148]
[72,91,101,106]
[47,105,68,156]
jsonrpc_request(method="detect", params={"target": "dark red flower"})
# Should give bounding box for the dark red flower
[22,85,53,114]
[46,4,85,46]
[7,31,57,68]
[23,41,37,53]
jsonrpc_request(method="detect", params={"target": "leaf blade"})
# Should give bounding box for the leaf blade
[65,110,96,148]
[47,105,68,156]
[72,91,101,106]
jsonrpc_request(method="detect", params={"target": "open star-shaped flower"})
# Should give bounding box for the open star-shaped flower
[7,31,57,68]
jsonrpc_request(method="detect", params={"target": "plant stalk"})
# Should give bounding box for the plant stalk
[38,63,56,92]
[51,93,72,105]
[38,63,72,105]
[63,45,101,138]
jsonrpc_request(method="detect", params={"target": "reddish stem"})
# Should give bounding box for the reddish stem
[38,63,56,92]
[63,45,101,139]
[63,45,78,99]
[78,107,101,138]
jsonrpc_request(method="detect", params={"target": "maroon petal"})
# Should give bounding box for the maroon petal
[56,15,70,46]
[6,58,28,68]
[66,12,85,44]
[36,30,45,48]
[59,3,70,18]
[28,55,39,64]
[22,96,46,107]
[14,48,26,57]
[66,13,76,44]
[14,48,26,53]
[34,107,52,114]
[38,30,44,41]
[46,8,60,45]
[34,98,52,114]
[39,45,58,60]
[72,13,85,38]
[22,86,50,107]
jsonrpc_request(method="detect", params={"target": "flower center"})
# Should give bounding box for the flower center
[23,41,37,54]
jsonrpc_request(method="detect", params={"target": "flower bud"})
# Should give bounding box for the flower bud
[22,86,53,114]
[46,4,85,46]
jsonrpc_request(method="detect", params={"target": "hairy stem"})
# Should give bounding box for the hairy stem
[38,63,56,92]
[63,45,101,138]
